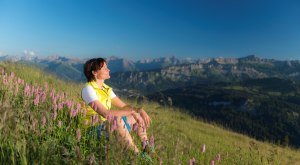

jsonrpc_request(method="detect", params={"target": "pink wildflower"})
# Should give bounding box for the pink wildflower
[24,84,31,97]
[142,138,147,149]
[76,103,81,111]
[216,154,221,162]
[105,113,113,123]
[41,92,47,102]
[91,115,99,125]
[84,119,89,126]
[17,78,22,84]
[211,160,215,165]
[44,83,48,91]
[189,157,196,165]
[33,93,40,105]
[58,121,62,128]
[76,128,81,141]
[2,77,8,85]
[58,103,64,110]
[202,144,206,153]
[32,119,38,129]
[61,92,66,99]
[31,86,35,95]
[52,103,58,111]
[51,95,57,104]
[10,72,15,78]
[150,135,155,147]
[70,109,78,118]
[41,116,46,126]
[50,89,55,98]
[110,118,117,132]
[53,110,57,120]
[66,101,73,109]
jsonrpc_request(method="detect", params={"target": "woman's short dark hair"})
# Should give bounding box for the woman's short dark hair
[83,58,106,82]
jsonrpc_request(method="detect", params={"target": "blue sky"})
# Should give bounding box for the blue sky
[0,0,300,60]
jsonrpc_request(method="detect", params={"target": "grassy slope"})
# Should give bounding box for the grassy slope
[146,104,300,164]
[1,62,300,164]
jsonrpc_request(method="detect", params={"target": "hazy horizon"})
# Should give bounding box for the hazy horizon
[1,53,299,63]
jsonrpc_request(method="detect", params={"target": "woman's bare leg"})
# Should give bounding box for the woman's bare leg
[116,117,139,153]
[127,115,148,142]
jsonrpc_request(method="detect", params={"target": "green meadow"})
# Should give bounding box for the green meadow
[1,62,300,164]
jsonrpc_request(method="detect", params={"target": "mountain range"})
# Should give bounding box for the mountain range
[0,54,191,82]
[2,54,300,85]
[2,54,300,147]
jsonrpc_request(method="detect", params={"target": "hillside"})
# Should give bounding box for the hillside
[1,62,300,164]
[147,78,300,148]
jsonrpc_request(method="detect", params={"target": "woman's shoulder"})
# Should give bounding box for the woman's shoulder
[82,84,95,93]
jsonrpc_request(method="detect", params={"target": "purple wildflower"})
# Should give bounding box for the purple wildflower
[53,110,57,120]
[70,109,78,118]
[189,157,196,165]
[76,128,81,141]
[58,103,63,110]
[10,72,15,78]
[216,154,221,162]
[150,135,155,147]
[41,92,46,102]
[110,118,117,132]
[41,116,46,126]
[142,138,147,150]
[84,119,89,126]
[58,121,62,128]
[33,93,40,105]
[202,144,206,153]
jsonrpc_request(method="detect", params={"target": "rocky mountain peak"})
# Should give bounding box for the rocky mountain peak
[239,55,261,62]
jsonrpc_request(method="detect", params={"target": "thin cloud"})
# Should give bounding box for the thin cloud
[23,49,36,56]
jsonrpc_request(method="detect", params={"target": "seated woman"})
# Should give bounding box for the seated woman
[81,58,152,155]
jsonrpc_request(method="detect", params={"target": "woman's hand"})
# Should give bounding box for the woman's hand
[137,108,151,127]
[131,111,145,128]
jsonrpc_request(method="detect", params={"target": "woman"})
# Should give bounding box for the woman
[81,58,152,155]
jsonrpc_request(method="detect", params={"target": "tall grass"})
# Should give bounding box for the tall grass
[1,61,300,164]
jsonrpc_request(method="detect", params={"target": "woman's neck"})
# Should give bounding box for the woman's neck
[95,79,104,89]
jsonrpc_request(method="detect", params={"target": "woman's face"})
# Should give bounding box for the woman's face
[93,62,110,80]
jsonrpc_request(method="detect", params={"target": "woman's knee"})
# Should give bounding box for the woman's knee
[127,115,137,125]
[116,116,124,127]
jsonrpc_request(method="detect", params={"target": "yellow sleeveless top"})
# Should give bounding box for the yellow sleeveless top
[84,81,112,123]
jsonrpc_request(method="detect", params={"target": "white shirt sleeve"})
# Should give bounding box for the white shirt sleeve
[110,90,116,99]
[82,86,99,104]
[82,85,117,104]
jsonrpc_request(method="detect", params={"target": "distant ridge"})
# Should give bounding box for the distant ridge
[1,54,300,84]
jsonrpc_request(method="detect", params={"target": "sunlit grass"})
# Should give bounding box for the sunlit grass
[1,61,300,164]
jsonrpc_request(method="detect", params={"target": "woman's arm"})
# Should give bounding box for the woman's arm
[89,100,145,126]
[89,100,133,117]
[111,96,151,127]
[111,96,140,111]
[111,96,128,109]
